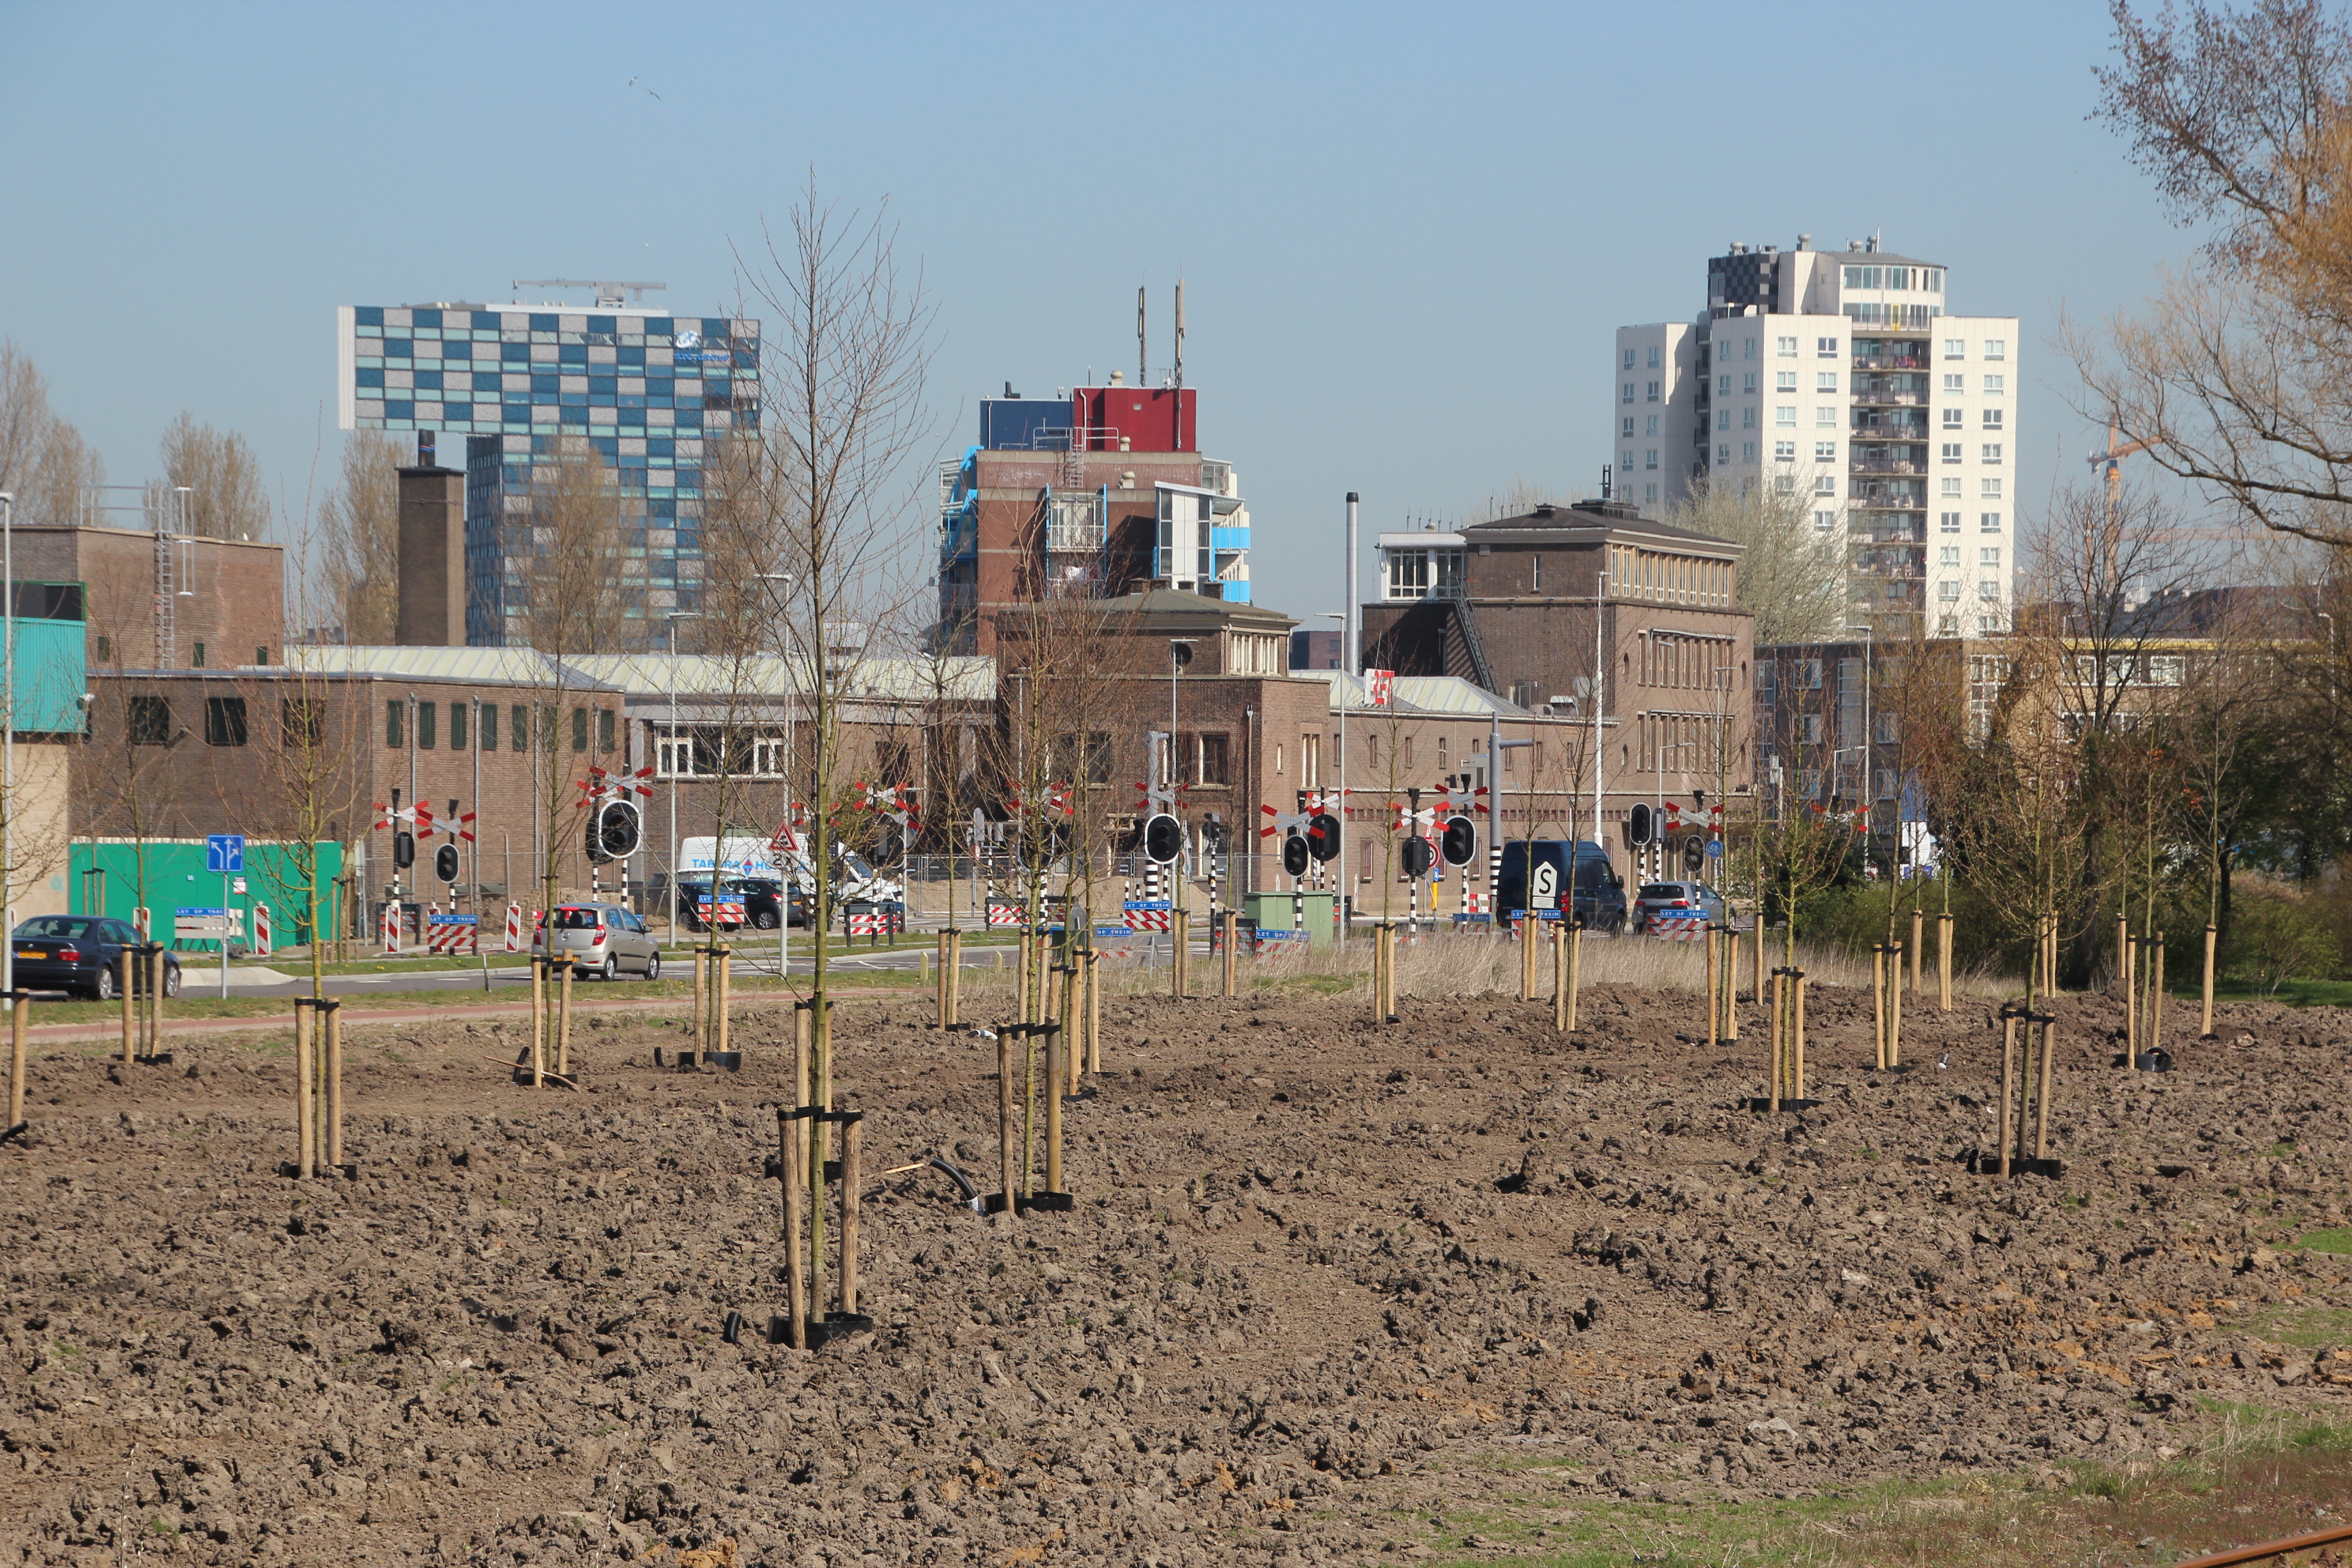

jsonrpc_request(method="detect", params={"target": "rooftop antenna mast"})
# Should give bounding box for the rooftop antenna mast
[1136,285,1147,387]
[1173,278,1185,389]
[511,278,669,308]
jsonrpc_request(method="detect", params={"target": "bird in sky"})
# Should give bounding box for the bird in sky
[626,76,660,99]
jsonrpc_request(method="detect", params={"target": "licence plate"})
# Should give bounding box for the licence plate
[16,949,42,960]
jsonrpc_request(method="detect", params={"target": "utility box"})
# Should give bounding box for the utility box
[1241,889,1336,951]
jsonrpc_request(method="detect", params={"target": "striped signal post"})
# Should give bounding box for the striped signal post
[380,900,400,955]
[252,903,272,960]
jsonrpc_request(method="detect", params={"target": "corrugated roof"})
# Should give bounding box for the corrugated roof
[274,646,994,702]
[572,653,995,703]
[1321,671,1528,717]
[276,646,612,687]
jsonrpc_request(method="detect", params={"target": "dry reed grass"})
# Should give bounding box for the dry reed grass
[946,926,2014,1004]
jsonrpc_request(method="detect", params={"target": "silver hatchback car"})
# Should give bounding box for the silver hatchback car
[534,902,662,980]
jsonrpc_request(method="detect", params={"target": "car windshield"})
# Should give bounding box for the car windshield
[552,907,604,929]
[838,850,875,881]
[1638,884,1690,900]
[15,917,93,940]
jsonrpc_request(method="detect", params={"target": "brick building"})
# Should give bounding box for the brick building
[11,523,287,673]
[1361,497,1755,879]
[936,380,1252,655]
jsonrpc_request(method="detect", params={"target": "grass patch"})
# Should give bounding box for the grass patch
[2195,976,2352,1009]
[1407,1409,2352,1568]
[2294,1226,2352,1255]
[2242,1301,2352,1349]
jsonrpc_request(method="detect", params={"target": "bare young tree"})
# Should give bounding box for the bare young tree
[160,413,271,540]
[1669,474,1850,643]
[0,341,105,527]
[2072,1,2352,546]
[320,429,406,644]
[738,177,937,1123]
[517,436,627,918]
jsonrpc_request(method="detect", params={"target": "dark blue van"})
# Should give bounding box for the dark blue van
[1496,840,1627,932]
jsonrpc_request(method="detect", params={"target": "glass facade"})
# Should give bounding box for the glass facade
[336,304,762,647]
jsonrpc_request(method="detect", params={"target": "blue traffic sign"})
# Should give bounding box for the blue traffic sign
[1705,840,1723,858]
[206,834,244,873]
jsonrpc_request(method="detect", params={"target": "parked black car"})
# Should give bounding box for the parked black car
[674,875,805,932]
[11,915,181,1000]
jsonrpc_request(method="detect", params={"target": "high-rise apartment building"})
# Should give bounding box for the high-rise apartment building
[335,300,762,647]
[1613,236,2017,635]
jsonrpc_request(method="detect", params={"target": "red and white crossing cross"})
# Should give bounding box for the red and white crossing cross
[1258,801,1309,839]
[451,809,478,844]
[412,801,436,837]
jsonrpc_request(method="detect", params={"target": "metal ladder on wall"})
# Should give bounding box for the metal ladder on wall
[152,497,178,669]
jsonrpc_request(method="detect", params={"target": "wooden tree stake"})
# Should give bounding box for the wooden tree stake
[324,1002,344,1169]
[1045,1024,1064,1194]
[1872,945,1888,1071]
[118,952,133,1064]
[2034,1019,2056,1163]
[1999,1010,2018,1179]
[779,1111,807,1346]
[997,1026,1016,1217]
[295,1002,316,1179]
[1910,908,1923,993]
[1888,942,1902,1068]
[1938,912,1954,1011]
[556,957,574,1079]
[2201,924,2217,1039]
[716,941,732,1057]
[529,955,546,1088]
[840,1114,862,1316]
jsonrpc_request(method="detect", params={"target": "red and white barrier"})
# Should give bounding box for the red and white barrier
[380,902,401,953]
[847,908,904,936]
[1648,916,1706,942]
[251,903,272,958]
[1123,902,1172,932]
[132,906,150,941]
[427,915,478,955]
[504,903,525,952]
[985,902,1023,928]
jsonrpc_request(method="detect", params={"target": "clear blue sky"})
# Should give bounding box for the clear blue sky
[0,0,2197,623]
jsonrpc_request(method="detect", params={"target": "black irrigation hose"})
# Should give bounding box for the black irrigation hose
[928,1154,984,1213]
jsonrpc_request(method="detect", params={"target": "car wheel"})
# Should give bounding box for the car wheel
[601,955,618,982]
[94,966,115,1002]
[644,951,661,982]
[162,963,181,998]
[751,909,779,930]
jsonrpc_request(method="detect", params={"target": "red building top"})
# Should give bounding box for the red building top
[1072,385,1195,453]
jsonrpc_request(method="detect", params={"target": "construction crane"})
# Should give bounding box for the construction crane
[2087,419,2264,546]
[510,279,667,308]
[2088,419,2154,512]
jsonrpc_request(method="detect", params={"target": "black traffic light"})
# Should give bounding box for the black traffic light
[434,842,460,883]
[1281,832,1310,879]
[1399,835,1434,877]
[1683,834,1706,875]
[1142,813,1183,864]
[393,830,414,869]
[1439,814,1477,866]
[1627,802,1653,846]
[587,798,642,863]
[1307,811,1341,861]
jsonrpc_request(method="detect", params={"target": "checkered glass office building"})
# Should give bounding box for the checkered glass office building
[335,304,761,647]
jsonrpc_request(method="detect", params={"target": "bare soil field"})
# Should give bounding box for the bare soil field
[4,969,2350,1566]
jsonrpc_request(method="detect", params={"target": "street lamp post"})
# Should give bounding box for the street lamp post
[1309,611,1347,936]
[662,611,700,940]
[755,573,798,979]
